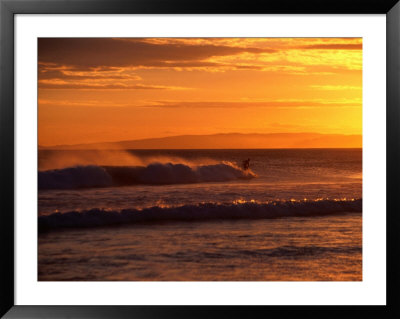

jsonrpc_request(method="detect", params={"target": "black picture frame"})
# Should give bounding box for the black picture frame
[1,0,399,318]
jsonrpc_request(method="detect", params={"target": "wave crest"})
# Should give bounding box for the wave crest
[38,162,256,190]
[39,198,362,232]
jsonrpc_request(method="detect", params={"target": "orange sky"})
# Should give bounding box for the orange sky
[38,38,362,147]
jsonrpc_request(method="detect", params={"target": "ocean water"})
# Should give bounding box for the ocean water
[38,149,362,281]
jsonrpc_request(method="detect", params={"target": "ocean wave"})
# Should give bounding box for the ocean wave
[38,162,256,190]
[38,198,362,232]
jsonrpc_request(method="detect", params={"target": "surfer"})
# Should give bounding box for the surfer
[242,158,250,170]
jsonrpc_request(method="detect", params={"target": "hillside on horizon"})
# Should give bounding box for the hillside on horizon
[39,133,362,150]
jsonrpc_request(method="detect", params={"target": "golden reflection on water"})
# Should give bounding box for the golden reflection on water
[38,213,362,281]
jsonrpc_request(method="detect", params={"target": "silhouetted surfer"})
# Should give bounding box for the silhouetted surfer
[242,158,250,170]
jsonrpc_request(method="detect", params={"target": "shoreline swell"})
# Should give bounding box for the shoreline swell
[38,198,362,232]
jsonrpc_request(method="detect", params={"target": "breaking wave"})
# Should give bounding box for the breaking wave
[38,162,256,190]
[38,198,362,232]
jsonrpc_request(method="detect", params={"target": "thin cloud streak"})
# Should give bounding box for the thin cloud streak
[38,82,189,90]
[38,99,361,108]
[300,43,362,50]
[146,100,361,108]
[310,85,362,90]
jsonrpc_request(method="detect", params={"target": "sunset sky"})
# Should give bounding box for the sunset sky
[38,38,362,147]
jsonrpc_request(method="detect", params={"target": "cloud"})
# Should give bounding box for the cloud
[310,85,362,90]
[142,99,362,109]
[38,38,363,81]
[39,99,132,107]
[38,98,361,108]
[38,38,272,70]
[300,43,362,50]
[38,69,142,81]
[137,38,363,51]
[38,82,188,90]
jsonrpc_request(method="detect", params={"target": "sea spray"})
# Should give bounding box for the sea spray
[38,162,256,189]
